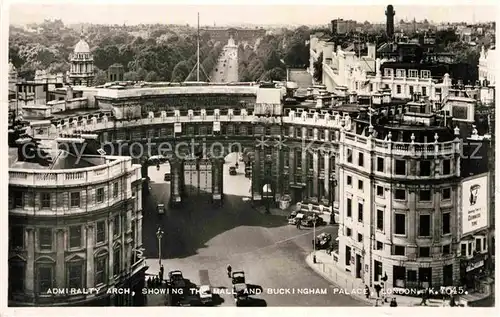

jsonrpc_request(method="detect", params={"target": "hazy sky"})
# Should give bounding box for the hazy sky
[7,0,498,26]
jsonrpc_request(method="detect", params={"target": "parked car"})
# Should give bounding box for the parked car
[229,166,237,175]
[199,285,213,305]
[164,173,171,181]
[301,214,325,227]
[315,232,332,249]
[168,270,186,288]
[231,271,248,302]
[288,212,304,225]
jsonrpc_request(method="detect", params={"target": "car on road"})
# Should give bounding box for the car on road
[301,214,325,227]
[229,166,237,175]
[288,212,304,225]
[198,285,213,305]
[168,270,186,288]
[315,232,332,249]
[232,271,248,303]
[157,203,165,215]
[164,173,171,182]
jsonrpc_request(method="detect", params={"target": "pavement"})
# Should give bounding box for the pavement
[306,249,494,307]
[141,153,366,306]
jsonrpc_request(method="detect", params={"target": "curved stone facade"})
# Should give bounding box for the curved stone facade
[8,155,145,306]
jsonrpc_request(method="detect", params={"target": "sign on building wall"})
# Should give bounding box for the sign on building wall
[213,121,220,132]
[461,173,489,235]
[174,123,182,133]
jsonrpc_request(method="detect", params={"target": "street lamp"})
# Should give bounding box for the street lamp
[309,203,317,263]
[156,227,164,266]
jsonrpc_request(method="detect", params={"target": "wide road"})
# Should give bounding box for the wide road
[142,154,366,307]
[210,43,238,83]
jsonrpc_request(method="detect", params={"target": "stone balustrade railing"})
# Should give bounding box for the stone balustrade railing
[343,131,459,157]
[9,155,138,187]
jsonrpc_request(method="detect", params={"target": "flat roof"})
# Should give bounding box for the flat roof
[8,146,95,170]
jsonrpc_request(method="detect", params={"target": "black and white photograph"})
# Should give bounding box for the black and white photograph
[2,0,497,311]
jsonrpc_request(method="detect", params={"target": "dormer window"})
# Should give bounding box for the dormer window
[421,70,431,79]
[384,68,394,77]
[396,69,405,78]
[409,70,418,78]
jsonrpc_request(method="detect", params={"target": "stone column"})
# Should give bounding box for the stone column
[289,150,295,180]
[25,228,35,295]
[86,224,95,288]
[312,151,319,198]
[324,153,330,199]
[334,157,340,204]
[108,219,114,280]
[55,229,66,287]
[407,191,416,244]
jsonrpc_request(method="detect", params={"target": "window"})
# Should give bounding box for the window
[395,160,406,175]
[113,215,120,236]
[419,247,431,257]
[421,70,431,79]
[9,260,25,293]
[296,150,302,167]
[67,261,83,288]
[369,84,373,92]
[419,214,431,237]
[96,187,105,203]
[39,228,52,250]
[96,221,106,243]
[347,149,352,163]
[395,213,406,235]
[95,255,107,285]
[396,85,402,94]
[10,226,24,249]
[395,189,406,200]
[422,86,427,96]
[377,157,384,172]
[347,198,352,217]
[409,69,418,78]
[442,213,451,234]
[357,234,363,242]
[475,238,482,252]
[357,203,363,222]
[358,152,364,167]
[396,69,405,78]
[376,241,383,250]
[346,227,352,236]
[442,159,451,175]
[347,175,352,186]
[442,188,451,200]
[443,245,451,255]
[113,248,121,275]
[419,190,432,201]
[384,68,393,77]
[41,193,51,208]
[113,182,119,198]
[394,245,405,256]
[14,191,23,207]
[70,192,80,208]
[409,86,414,95]
[69,225,82,249]
[420,161,431,176]
[376,186,384,197]
[461,243,467,256]
[38,265,53,292]
[376,209,384,231]
[358,180,363,191]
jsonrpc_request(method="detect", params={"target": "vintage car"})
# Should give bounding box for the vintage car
[231,271,248,302]
[168,270,186,288]
[199,285,213,305]
[301,214,325,227]
[164,173,172,182]
[315,232,332,250]
[229,166,237,175]
[157,203,165,215]
[288,212,304,225]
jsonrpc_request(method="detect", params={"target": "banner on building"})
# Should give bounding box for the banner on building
[174,123,182,133]
[461,173,489,236]
[213,121,220,132]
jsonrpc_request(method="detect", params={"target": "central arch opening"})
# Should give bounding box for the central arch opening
[222,151,251,201]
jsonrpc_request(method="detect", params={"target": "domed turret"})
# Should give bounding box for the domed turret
[74,34,90,54]
[69,29,94,86]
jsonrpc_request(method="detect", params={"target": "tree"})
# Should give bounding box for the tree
[124,71,139,81]
[171,61,191,82]
[94,69,108,85]
[145,71,159,82]
[313,52,323,82]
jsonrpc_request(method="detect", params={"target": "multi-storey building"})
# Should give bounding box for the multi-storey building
[69,32,94,87]
[335,96,490,290]
[8,132,146,306]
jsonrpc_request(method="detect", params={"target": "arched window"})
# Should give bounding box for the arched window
[94,251,108,286]
[66,256,84,289]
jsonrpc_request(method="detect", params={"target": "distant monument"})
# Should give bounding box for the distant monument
[227,35,237,48]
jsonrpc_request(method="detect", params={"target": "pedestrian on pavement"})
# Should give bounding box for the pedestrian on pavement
[297,220,301,230]
[227,264,232,278]
[374,299,380,307]
[374,284,382,298]
[419,289,428,306]
[365,285,370,299]
[390,297,398,307]
[159,265,164,282]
